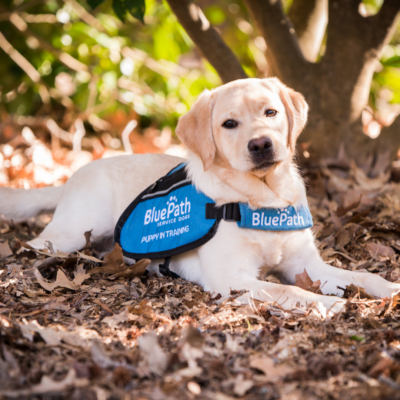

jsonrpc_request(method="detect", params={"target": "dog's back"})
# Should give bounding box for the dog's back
[0,153,183,251]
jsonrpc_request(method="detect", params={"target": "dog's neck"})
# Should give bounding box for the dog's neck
[186,154,307,209]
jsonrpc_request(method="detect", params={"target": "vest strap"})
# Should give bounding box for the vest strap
[205,203,241,222]
[159,257,181,279]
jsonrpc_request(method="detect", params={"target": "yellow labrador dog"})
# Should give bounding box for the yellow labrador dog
[1,78,399,315]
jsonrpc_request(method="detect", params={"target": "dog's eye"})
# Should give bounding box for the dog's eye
[265,109,277,117]
[222,119,238,129]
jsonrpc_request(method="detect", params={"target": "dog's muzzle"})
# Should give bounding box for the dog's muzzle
[248,137,276,169]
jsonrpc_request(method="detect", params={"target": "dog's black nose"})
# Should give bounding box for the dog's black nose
[248,137,273,155]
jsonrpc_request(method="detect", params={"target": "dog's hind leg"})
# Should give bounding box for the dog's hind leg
[27,213,115,253]
[27,198,115,253]
[28,228,87,253]
[26,168,116,253]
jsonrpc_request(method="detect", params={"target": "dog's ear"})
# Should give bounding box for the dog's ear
[175,89,216,171]
[272,79,309,151]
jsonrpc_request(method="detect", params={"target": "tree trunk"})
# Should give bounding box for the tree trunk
[288,0,328,62]
[245,0,400,165]
[166,0,247,84]
[296,63,376,165]
[169,0,400,165]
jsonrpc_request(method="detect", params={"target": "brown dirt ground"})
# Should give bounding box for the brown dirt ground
[2,159,400,400]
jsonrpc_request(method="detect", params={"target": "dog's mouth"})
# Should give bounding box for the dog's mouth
[252,159,280,171]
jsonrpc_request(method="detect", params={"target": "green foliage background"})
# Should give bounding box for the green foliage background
[0,0,399,137]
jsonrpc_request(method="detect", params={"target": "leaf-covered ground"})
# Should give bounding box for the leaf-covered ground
[2,158,400,400]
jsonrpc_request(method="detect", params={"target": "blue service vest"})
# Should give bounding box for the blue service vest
[114,163,313,261]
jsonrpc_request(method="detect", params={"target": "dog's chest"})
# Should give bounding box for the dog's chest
[245,229,286,267]
[217,221,287,267]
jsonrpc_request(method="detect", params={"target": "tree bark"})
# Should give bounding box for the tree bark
[301,0,400,163]
[165,0,247,83]
[244,0,307,86]
[376,115,400,160]
[245,0,400,164]
[288,0,328,62]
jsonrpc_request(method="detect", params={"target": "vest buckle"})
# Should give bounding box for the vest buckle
[222,204,236,222]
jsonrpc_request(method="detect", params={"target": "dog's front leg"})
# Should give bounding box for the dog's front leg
[200,266,346,316]
[308,261,400,299]
[278,230,400,299]
[196,232,345,316]
[237,278,346,316]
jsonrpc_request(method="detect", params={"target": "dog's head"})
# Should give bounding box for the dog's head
[175,78,308,177]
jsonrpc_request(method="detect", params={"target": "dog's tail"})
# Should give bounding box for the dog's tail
[0,185,64,222]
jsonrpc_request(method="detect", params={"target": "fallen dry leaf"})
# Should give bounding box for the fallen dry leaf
[366,242,395,258]
[89,243,125,275]
[102,308,135,329]
[17,240,70,258]
[111,259,150,279]
[294,269,322,294]
[19,320,100,348]
[392,293,400,308]
[233,374,253,396]
[73,272,91,286]
[91,341,115,368]
[93,298,114,314]
[138,332,168,376]
[350,160,390,191]
[76,252,103,263]
[336,229,351,248]
[0,369,88,397]
[214,393,236,400]
[183,325,205,348]
[0,241,13,257]
[295,269,313,289]
[342,284,375,300]
[369,353,395,378]
[249,356,293,382]
[104,242,124,266]
[34,268,89,291]
[187,381,201,395]
[270,332,311,358]
[323,167,352,193]
[74,263,86,277]
[336,196,362,217]
[328,203,342,230]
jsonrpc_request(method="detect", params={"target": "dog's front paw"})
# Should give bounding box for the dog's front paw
[316,295,346,317]
[369,279,400,299]
[382,282,400,298]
